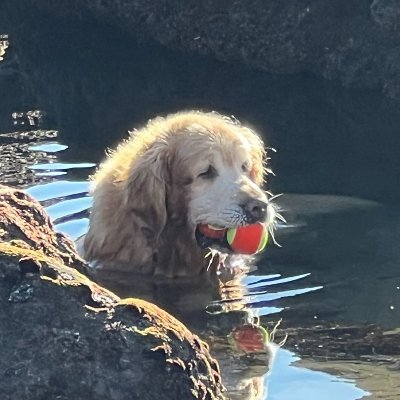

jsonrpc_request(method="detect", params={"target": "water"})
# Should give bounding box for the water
[2,4,400,399]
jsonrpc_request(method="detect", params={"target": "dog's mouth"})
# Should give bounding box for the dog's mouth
[194,201,283,254]
[195,223,231,252]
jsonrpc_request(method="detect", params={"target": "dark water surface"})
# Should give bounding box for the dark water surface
[2,5,400,399]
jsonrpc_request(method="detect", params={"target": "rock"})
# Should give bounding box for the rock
[371,0,400,31]
[0,186,223,399]
[17,0,400,100]
[0,185,87,274]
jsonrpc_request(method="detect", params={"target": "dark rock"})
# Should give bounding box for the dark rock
[371,0,400,31]
[20,0,400,100]
[0,186,224,399]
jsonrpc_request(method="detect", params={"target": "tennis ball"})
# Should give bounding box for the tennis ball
[226,222,268,254]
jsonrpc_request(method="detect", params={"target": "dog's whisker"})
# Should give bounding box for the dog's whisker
[275,211,286,223]
[265,168,275,176]
[268,224,282,247]
[206,249,220,271]
[220,211,241,216]
[267,192,283,202]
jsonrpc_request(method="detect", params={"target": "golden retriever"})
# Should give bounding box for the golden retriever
[82,111,276,278]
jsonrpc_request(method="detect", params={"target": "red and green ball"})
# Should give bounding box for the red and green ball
[226,222,268,255]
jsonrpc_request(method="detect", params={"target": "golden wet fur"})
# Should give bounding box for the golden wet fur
[83,111,271,278]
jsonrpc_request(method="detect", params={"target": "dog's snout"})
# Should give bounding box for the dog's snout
[243,198,268,223]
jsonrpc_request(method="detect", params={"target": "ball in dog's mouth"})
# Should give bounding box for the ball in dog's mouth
[195,223,269,255]
[195,224,230,252]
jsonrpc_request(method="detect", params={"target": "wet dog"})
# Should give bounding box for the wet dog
[81,111,276,278]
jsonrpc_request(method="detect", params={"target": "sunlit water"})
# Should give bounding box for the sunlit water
[2,5,400,397]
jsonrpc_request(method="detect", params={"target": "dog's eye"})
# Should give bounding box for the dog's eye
[198,165,217,179]
[242,161,250,172]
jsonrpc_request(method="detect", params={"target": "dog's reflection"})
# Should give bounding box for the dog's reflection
[88,265,275,400]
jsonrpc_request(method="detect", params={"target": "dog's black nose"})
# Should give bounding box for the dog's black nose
[243,198,268,223]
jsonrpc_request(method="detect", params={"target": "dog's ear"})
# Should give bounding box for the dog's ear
[124,145,169,240]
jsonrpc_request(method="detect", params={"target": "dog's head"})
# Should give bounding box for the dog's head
[176,119,276,253]
[85,112,276,274]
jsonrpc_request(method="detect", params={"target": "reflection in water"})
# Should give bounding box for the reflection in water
[268,348,368,400]
[0,129,59,187]
[207,273,323,319]
[12,110,44,127]
[30,161,95,170]
[0,34,8,62]
[270,194,400,329]
[29,143,68,152]
[27,180,91,203]
[26,180,91,239]
[213,333,276,400]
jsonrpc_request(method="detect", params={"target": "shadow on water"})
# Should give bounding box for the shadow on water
[2,2,400,399]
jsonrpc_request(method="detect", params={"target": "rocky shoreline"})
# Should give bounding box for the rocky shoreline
[0,186,223,400]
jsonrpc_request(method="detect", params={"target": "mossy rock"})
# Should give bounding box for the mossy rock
[0,185,224,399]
